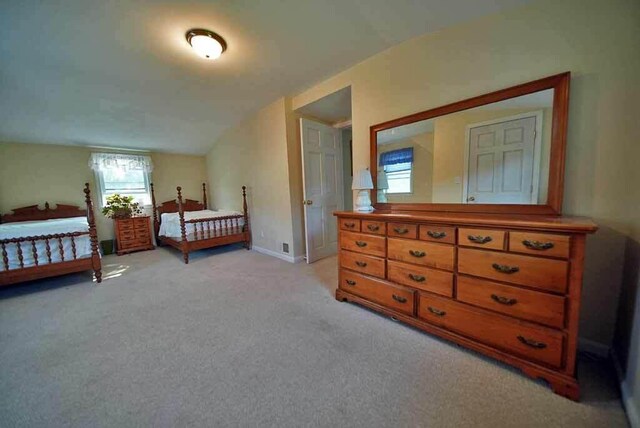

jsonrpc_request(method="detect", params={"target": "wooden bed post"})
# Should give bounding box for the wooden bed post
[176,186,189,264]
[150,182,159,239]
[202,183,208,210]
[242,185,251,250]
[84,183,102,283]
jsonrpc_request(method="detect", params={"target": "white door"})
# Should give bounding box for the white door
[464,112,542,204]
[300,118,344,263]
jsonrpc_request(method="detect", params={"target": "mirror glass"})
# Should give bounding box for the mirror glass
[376,89,554,205]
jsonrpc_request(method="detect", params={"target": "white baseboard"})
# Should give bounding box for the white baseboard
[612,348,639,428]
[252,246,303,263]
[578,337,610,358]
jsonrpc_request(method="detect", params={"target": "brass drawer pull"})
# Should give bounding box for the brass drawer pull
[345,279,356,286]
[427,231,447,239]
[393,227,409,234]
[408,274,426,282]
[468,235,492,244]
[427,306,446,317]
[492,263,519,274]
[491,294,518,305]
[522,240,554,251]
[344,222,356,228]
[517,335,547,349]
[392,294,408,303]
[355,241,367,247]
[409,250,426,258]
[355,261,367,267]
[367,224,380,232]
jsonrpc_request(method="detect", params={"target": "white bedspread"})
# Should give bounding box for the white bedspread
[159,210,245,239]
[0,217,93,271]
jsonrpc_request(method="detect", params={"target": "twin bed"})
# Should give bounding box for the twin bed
[151,183,250,264]
[0,183,102,287]
[0,182,249,288]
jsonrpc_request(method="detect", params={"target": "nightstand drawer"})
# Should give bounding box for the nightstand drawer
[340,218,360,232]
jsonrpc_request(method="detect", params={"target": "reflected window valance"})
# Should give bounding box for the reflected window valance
[89,153,154,173]
[379,148,413,167]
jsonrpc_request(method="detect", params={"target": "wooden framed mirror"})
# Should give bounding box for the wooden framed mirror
[370,72,570,215]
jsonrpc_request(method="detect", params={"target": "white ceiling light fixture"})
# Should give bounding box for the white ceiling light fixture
[186,29,227,60]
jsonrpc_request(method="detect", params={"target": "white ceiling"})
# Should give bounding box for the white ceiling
[296,86,352,124]
[0,0,533,155]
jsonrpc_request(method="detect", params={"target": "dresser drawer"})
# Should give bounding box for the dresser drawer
[340,231,386,257]
[509,231,570,259]
[340,251,385,279]
[340,218,361,232]
[419,225,456,244]
[458,248,568,294]
[418,293,564,368]
[387,238,454,271]
[387,223,418,239]
[456,275,566,328]
[134,217,149,227]
[362,220,385,235]
[459,228,506,251]
[118,229,136,240]
[117,220,134,231]
[340,270,415,315]
[387,260,453,297]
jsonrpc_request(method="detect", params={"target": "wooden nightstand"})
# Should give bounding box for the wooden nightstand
[115,216,154,255]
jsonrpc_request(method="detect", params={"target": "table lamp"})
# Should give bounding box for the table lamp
[352,169,374,212]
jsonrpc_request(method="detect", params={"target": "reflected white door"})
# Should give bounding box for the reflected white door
[300,118,344,263]
[464,113,541,204]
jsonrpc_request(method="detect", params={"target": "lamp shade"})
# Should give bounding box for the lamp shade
[377,170,389,190]
[352,169,374,190]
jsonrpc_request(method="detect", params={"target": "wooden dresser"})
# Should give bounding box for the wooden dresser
[115,216,154,255]
[335,210,597,400]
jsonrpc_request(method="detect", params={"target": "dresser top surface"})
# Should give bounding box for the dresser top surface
[334,210,597,234]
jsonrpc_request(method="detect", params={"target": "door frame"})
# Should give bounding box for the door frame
[462,110,544,205]
[299,117,345,263]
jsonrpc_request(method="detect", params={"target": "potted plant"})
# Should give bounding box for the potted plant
[101,194,143,219]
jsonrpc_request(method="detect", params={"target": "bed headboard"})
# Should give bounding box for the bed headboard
[156,198,204,215]
[1,202,87,224]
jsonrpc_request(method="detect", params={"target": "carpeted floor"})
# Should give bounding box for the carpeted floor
[0,246,629,427]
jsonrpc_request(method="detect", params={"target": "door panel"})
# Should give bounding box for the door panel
[466,114,538,204]
[301,118,344,263]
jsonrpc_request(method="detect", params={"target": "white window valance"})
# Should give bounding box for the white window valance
[89,153,153,173]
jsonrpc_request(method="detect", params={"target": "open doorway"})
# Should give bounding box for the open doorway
[295,86,352,263]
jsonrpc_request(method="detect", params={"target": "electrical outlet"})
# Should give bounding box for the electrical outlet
[282,243,289,253]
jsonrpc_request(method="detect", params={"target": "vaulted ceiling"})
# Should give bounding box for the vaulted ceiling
[0,0,532,155]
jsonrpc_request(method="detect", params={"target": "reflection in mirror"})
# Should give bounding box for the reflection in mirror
[377,89,554,205]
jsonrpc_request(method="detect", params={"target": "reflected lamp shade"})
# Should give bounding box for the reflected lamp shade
[377,170,389,190]
[377,170,389,203]
[352,169,374,212]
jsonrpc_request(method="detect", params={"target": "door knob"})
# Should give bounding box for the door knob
[306,200,313,205]
[467,196,476,202]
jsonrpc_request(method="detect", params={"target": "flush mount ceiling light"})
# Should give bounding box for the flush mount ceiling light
[185,29,227,60]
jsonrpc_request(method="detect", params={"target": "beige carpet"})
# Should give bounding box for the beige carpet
[0,245,629,427]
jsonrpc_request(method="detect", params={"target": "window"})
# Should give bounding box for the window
[384,162,412,194]
[379,147,413,194]
[89,153,153,206]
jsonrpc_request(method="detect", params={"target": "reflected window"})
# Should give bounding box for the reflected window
[380,148,413,194]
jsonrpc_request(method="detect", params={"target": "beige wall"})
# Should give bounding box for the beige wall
[0,142,207,242]
[379,133,433,203]
[206,98,299,259]
[431,107,551,203]
[290,0,640,418]
[203,0,639,417]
